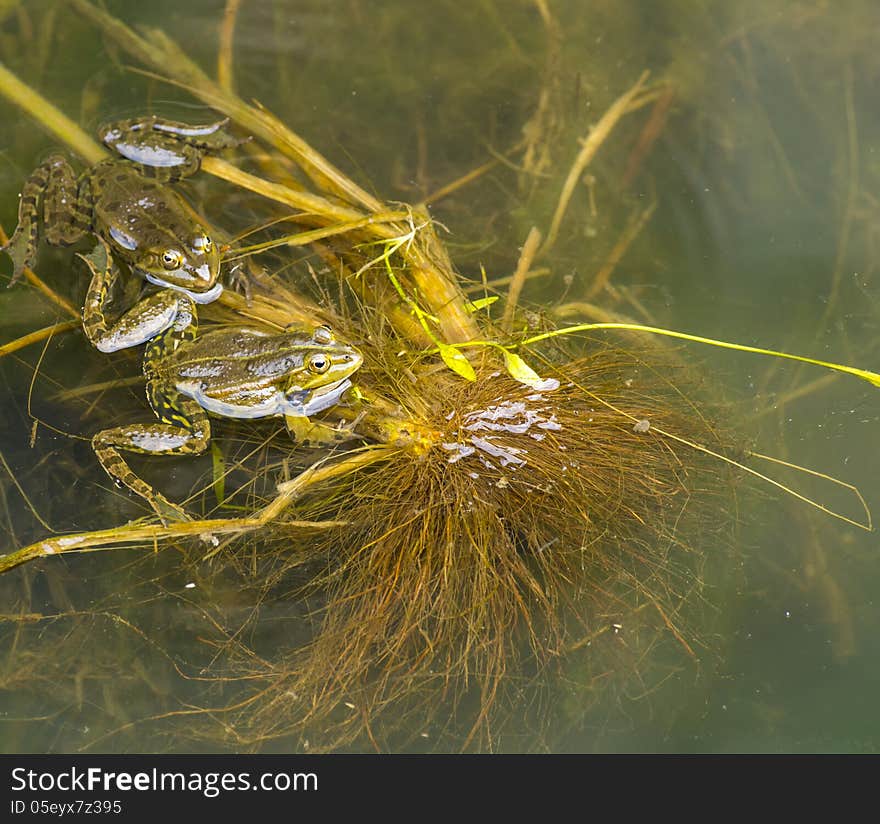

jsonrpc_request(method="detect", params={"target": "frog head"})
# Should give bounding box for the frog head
[282,325,364,417]
[127,230,223,304]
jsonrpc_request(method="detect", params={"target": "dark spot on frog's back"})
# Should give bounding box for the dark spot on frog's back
[115,173,127,183]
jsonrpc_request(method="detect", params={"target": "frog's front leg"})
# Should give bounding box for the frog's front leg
[93,396,211,524]
[79,240,197,353]
[284,414,356,446]
[98,116,244,181]
[3,155,89,285]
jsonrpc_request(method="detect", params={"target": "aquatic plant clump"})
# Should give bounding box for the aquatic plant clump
[222,341,738,750]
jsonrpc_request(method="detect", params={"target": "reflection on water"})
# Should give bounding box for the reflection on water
[0,0,878,752]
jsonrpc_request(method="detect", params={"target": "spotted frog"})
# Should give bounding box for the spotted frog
[79,238,363,522]
[3,115,242,352]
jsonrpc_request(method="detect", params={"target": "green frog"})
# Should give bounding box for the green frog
[3,115,242,352]
[78,241,363,523]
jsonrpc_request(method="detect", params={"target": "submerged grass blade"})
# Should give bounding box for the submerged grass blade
[0,321,80,359]
[0,60,105,164]
[747,450,872,531]
[0,449,53,532]
[210,442,226,507]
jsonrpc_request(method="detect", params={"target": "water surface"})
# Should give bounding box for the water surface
[0,0,878,752]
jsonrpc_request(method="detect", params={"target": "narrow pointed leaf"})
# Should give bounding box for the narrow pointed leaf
[439,344,476,381]
[466,296,499,312]
[210,441,226,506]
[502,350,547,389]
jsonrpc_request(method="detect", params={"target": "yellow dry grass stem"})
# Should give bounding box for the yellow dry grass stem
[0,320,80,359]
[226,211,414,260]
[539,71,660,257]
[217,0,242,94]
[0,446,394,575]
[500,226,542,333]
[0,60,106,164]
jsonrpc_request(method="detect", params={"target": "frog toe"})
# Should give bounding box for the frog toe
[153,496,192,525]
[2,233,33,287]
[285,415,354,446]
[190,118,250,151]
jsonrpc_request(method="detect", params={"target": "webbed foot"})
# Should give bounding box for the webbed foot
[152,495,192,525]
[2,229,33,287]
[285,414,355,446]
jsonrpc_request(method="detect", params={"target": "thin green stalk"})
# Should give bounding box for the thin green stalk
[518,322,880,388]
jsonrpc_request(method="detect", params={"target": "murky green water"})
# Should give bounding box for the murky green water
[0,0,878,752]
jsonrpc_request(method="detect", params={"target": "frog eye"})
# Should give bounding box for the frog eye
[161,249,183,270]
[193,235,213,253]
[308,353,331,374]
[313,325,334,344]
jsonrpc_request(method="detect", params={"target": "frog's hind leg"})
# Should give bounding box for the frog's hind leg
[2,155,85,286]
[43,161,92,246]
[98,116,245,181]
[149,116,242,151]
[92,397,211,524]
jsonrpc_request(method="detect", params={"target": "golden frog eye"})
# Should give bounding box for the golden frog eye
[308,353,331,374]
[193,235,213,253]
[313,325,334,344]
[161,249,183,270]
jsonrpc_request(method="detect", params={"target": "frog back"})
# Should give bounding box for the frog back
[90,162,198,255]
[159,328,308,417]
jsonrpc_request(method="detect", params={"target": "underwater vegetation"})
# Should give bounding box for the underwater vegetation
[0,0,878,752]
